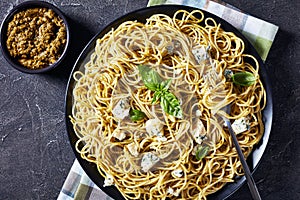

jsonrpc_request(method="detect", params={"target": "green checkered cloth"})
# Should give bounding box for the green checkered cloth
[58,1,278,199]
[148,0,278,61]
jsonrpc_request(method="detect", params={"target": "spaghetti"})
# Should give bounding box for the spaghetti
[70,10,266,200]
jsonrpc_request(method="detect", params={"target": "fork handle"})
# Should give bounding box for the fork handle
[225,120,262,200]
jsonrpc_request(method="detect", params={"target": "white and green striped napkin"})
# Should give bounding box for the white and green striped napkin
[148,0,278,61]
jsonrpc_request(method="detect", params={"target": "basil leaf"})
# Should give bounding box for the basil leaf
[138,65,162,91]
[129,109,146,122]
[232,71,256,86]
[151,91,163,104]
[137,65,183,119]
[161,92,183,119]
[159,79,172,91]
[195,145,210,160]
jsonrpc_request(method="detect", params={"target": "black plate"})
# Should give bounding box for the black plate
[65,5,273,200]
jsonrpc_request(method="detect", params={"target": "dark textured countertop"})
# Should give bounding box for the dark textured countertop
[0,1,299,200]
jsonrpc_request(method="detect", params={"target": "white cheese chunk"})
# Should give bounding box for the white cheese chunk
[192,46,209,64]
[195,109,202,117]
[167,187,180,197]
[112,98,130,120]
[172,169,183,178]
[191,119,207,144]
[103,173,114,187]
[223,120,228,127]
[231,117,250,135]
[141,152,159,172]
[112,129,126,141]
[145,119,166,141]
[126,142,139,157]
[174,68,182,75]
[156,136,167,142]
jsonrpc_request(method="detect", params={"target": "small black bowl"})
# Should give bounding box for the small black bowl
[0,1,70,74]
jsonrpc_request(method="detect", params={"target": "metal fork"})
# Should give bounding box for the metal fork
[223,117,262,200]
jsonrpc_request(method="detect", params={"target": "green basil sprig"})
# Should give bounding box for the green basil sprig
[138,65,183,119]
[195,145,210,161]
[138,65,162,91]
[129,109,146,122]
[232,71,256,86]
[160,92,182,119]
[151,79,172,104]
